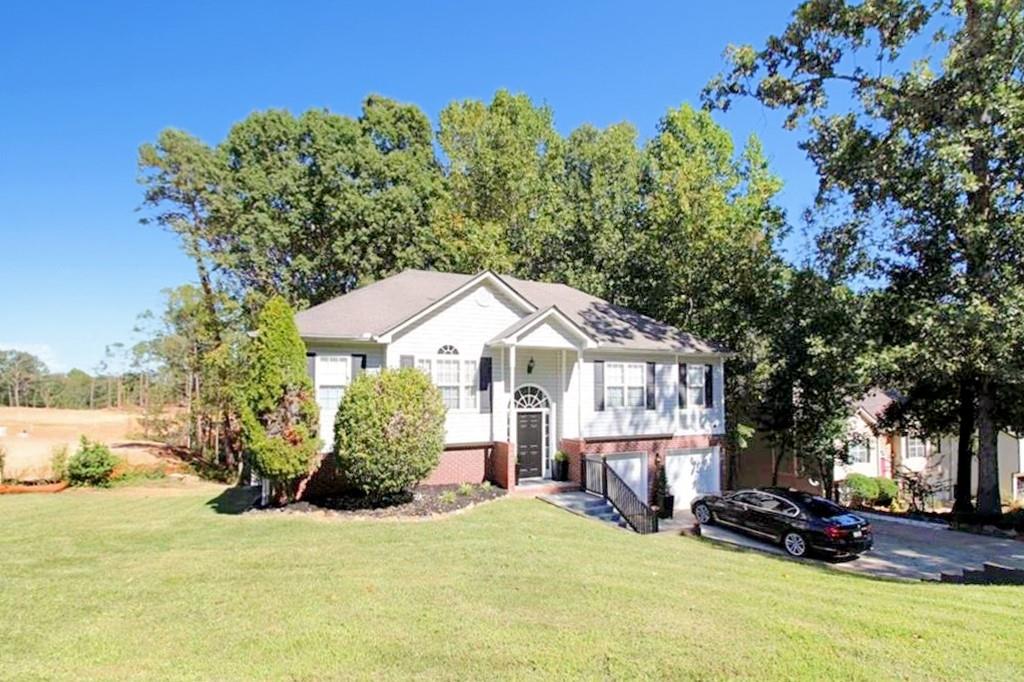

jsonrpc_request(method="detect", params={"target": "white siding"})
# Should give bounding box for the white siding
[579,353,725,438]
[388,281,529,444]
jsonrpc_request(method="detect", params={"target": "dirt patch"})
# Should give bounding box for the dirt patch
[248,483,506,520]
[0,407,186,481]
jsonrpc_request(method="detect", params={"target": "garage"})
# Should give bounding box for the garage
[665,448,720,505]
[605,452,648,500]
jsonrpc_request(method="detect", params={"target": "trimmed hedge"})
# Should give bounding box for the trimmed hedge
[845,473,880,505]
[334,368,445,499]
[876,477,899,506]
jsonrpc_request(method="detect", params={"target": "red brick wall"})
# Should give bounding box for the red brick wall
[560,435,725,501]
[488,441,514,490]
[422,446,490,486]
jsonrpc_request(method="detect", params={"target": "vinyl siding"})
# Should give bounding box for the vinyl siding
[387,281,529,444]
[306,343,385,452]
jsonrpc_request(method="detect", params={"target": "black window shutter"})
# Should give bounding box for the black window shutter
[399,355,414,369]
[594,361,605,412]
[479,357,493,411]
[306,352,316,383]
[705,364,714,407]
[478,357,492,390]
[646,362,656,410]
[352,354,367,380]
[678,363,687,408]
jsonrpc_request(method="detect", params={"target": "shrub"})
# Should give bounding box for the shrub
[0,445,6,483]
[845,473,880,506]
[50,445,69,482]
[439,490,457,505]
[480,481,492,492]
[875,477,899,506]
[457,482,475,497]
[240,296,319,503]
[554,450,568,463]
[334,368,445,499]
[67,437,119,487]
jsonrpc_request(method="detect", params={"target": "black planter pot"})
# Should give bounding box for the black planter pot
[515,463,522,485]
[553,459,569,482]
[658,495,675,519]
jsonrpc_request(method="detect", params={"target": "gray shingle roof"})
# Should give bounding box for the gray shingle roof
[295,269,727,354]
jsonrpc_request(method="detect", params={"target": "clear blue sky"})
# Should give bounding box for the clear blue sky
[1,1,815,373]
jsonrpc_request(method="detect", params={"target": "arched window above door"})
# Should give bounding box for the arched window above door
[514,385,550,409]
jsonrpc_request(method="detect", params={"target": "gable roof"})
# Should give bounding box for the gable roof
[488,305,597,348]
[295,269,728,354]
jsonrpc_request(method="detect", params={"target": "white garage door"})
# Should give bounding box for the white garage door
[665,448,719,505]
[606,452,648,500]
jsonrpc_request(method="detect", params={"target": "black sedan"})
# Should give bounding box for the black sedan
[691,487,873,558]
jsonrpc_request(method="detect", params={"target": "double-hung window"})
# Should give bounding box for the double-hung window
[418,345,478,411]
[848,440,870,464]
[436,358,461,410]
[605,362,645,408]
[687,365,705,407]
[906,438,926,459]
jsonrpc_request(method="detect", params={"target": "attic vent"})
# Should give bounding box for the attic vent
[437,344,459,355]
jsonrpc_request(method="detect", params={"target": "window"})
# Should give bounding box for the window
[318,386,344,411]
[687,365,705,407]
[848,440,870,464]
[605,362,645,408]
[416,358,432,376]
[462,360,477,409]
[907,438,926,459]
[413,345,479,411]
[436,358,461,409]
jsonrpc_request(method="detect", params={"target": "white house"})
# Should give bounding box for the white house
[295,269,729,504]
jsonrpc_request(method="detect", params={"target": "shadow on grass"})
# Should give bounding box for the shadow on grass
[206,485,260,515]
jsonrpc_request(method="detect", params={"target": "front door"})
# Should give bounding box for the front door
[516,411,543,478]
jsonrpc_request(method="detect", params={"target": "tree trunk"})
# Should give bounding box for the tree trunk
[771,442,785,486]
[953,377,977,513]
[975,378,1001,515]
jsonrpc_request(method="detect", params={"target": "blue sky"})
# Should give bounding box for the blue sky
[1,1,816,373]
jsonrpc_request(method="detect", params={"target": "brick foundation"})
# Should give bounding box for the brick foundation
[560,434,725,502]
[488,441,514,490]
[422,445,491,486]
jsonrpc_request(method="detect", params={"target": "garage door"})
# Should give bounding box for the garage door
[665,448,719,505]
[605,452,648,500]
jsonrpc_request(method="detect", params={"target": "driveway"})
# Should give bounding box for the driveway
[690,512,1024,581]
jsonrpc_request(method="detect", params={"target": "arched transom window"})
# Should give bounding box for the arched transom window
[514,385,550,410]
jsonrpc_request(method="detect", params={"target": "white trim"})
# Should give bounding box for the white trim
[375,271,536,342]
[513,383,554,479]
[493,306,597,349]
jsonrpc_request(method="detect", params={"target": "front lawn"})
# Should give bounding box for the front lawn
[0,483,1019,680]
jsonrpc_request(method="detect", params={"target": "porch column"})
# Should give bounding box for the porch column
[575,349,583,439]
[509,344,517,446]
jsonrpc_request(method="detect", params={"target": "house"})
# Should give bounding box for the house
[736,388,1024,504]
[295,269,730,504]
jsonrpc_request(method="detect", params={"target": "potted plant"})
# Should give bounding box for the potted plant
[553,450,569,482]
[652,462,674,519]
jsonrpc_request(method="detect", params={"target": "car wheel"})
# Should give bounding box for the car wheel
[782,531,808,558]
[693,503,713,525]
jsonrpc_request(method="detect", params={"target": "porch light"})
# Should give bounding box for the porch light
[527,357,535,374]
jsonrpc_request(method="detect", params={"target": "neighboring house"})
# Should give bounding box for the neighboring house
[736,388,1024,504]
[295,269,729,504]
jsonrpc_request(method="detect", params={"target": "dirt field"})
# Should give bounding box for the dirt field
[0,407,182,481]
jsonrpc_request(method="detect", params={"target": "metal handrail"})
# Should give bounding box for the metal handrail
[603,462,659,534]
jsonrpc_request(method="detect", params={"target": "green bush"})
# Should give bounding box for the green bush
[334,368,445,499]
[67,437,119,487]
[457,483,475,497]
[845,473,880,506]
[50,445,69,482]
[240,296,320,502]
[439,490,457,505]
[875,477,899,506]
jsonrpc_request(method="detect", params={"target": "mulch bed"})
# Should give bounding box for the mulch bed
[0,481,69,495]
[248,483,506,520]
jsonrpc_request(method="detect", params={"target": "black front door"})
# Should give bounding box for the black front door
[516,411,543,478]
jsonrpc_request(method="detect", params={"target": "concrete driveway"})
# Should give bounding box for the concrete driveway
[691,513,1024,581]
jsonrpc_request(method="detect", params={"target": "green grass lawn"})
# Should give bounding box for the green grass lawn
[1,483,1020,680]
